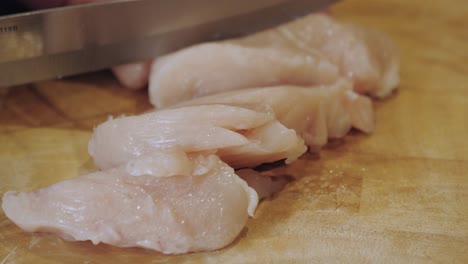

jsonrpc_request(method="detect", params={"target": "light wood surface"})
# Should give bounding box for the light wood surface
[1,0,468,263]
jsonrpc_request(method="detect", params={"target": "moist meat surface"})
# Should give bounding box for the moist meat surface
[149,14,399,108]
[89,104,306,170]
[173,79,374,150]
[2,153,258,254]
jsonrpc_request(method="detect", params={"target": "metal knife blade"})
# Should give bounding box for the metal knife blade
[0,0,337,87]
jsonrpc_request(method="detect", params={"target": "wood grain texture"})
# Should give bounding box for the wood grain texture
[1,0,468,263]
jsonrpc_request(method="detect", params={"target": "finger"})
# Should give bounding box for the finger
[111,61,152,90]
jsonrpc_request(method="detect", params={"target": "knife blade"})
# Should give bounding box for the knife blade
[0,0,337,87]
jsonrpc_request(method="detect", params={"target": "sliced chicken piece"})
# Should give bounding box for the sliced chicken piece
[174,79,374,150]
[89,104,306,170]
[235,14,400,98]
[2,153,258,254]
[149,43,339,108]
[148,14,399,108]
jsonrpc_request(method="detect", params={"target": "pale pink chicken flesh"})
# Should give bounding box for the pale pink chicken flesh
[2,152,259,254]
[235,14,400,98]
[89,104,306,170]
[173,79,374,150]
[149,43,339,107]
[149,14,399,108]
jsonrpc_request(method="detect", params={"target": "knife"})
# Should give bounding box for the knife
[0,0,337,87]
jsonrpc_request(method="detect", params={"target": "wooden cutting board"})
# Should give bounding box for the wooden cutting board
[1,0,467,262]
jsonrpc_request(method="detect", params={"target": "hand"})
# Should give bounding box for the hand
[18,0,151,90]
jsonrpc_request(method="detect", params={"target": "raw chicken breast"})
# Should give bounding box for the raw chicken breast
[235,14,400,98]
[216,120,306,168]
[89,104,306,170]
[149,14,399,108]
[2,152,258,254]
[149,44,339,107]
[174,79,374,150]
